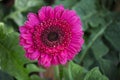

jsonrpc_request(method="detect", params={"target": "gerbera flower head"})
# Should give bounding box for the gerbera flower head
[19,5,84,67]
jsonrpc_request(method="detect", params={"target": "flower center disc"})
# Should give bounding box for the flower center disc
[33,19,72,54]
[47,32,58,41]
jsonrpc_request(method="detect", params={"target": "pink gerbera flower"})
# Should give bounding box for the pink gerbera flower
[19,5,84,67]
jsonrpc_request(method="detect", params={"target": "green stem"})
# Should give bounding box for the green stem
[79,20,113,64]
[54,66,59,80]
[68,62,73,80]
[59,65,63,80]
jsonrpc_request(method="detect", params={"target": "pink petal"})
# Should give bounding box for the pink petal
[72,25,83,33]
[23,44,31,48]
[26,47,35,53]
[19,26,27,33]
[26,39,33,45]
[25,50,40,60]
[38,6,54,20]
[25,13,40,28]
[66,37,84,60]
[61,10,75,19]
[54,5,64,12]
[60,10,81,26]
[67,54,75,60]
[51,56,59,65]
[67,51,75,60]
[58,51,67,65]
[19,37,26,46]
[69,16,80,25]
[20,33,32,39]
[54,5,64,18]
[38,54,52,67]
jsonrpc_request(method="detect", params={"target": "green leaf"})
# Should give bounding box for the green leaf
[30,75,44,80]
[26,64,45,73]
[14,0,43,11]
[84,67,109,80]
[54,0,78,8]
[0,70,14,80]
[104,22,120,52]
[79,20,112,64]
[70,61,87,80]
[72,0,97,30]
[0,23,42,80]
[0,23,30,80]
[87,13,106,28]
[6,0,44,26]
[98,59,118,80]
[8,11,26,26]
[82,51,95,69]
[72,0,97,19]
[63,61,87,80]
[72,0,107,30]
[0,22,6,39]
[91,38,109,59]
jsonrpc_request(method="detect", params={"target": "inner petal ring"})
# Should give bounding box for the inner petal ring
[33,19,72,55]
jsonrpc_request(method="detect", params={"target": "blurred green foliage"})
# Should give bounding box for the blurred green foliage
[0,0,120,80]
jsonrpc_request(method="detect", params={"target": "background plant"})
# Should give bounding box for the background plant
[0,0,120,80]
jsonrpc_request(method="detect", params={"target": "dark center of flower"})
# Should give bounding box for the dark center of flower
[33,19,72,54]
[47,32,58,41]
[40,26,63,47]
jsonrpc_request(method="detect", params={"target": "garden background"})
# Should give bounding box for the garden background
[0,0,120,80]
